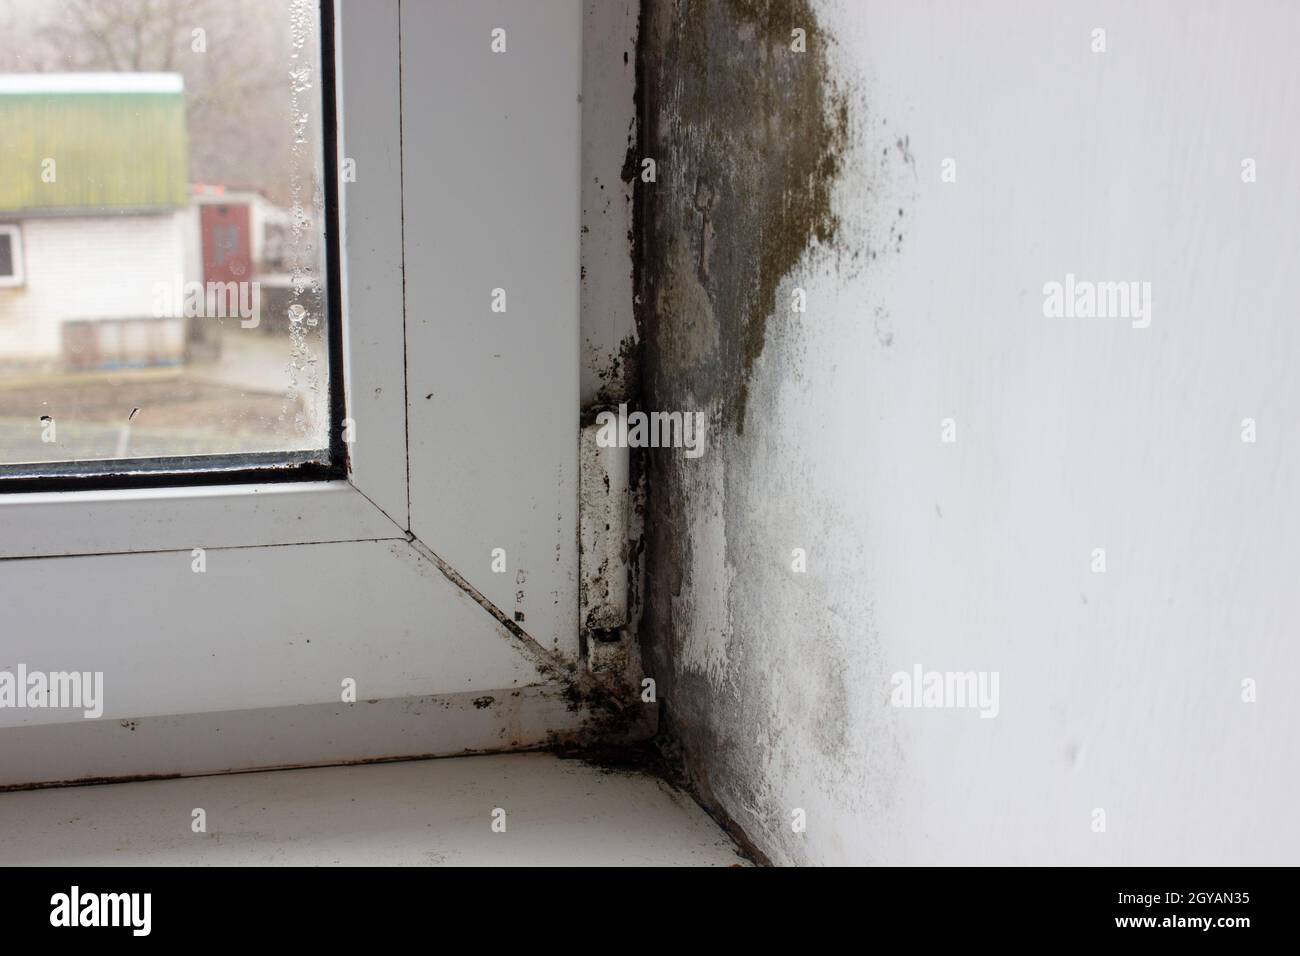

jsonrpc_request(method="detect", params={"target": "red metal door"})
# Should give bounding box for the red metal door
[200,203,252,283]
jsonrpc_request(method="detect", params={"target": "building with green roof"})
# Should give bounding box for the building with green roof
[0,73,194,368]
[0,73,189,214]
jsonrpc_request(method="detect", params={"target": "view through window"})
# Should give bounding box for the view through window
[0,0,332,475]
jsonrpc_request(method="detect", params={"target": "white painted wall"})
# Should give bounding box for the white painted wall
[658,0,1300,865]
[0,213,187,361]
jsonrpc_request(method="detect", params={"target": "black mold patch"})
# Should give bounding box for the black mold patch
[638,0,849,434]
[635,0,865,868]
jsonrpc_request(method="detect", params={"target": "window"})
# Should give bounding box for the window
[0,0,585,775]
[0,225,22,287]
[0,0,342,488]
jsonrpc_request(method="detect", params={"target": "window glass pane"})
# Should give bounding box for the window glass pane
[0,0,330,471]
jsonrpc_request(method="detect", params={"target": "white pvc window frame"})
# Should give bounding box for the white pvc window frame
[0,0,582,738]
[0,1,409,559]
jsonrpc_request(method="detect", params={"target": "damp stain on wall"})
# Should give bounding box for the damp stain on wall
[639,0,849,436]
[636,0,912,865]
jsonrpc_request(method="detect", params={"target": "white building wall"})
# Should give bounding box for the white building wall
[0,213,188,364]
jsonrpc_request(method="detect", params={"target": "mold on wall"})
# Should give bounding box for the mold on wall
[639,0,851,435]
[636,0,900,866]
[639,0,1300,867]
